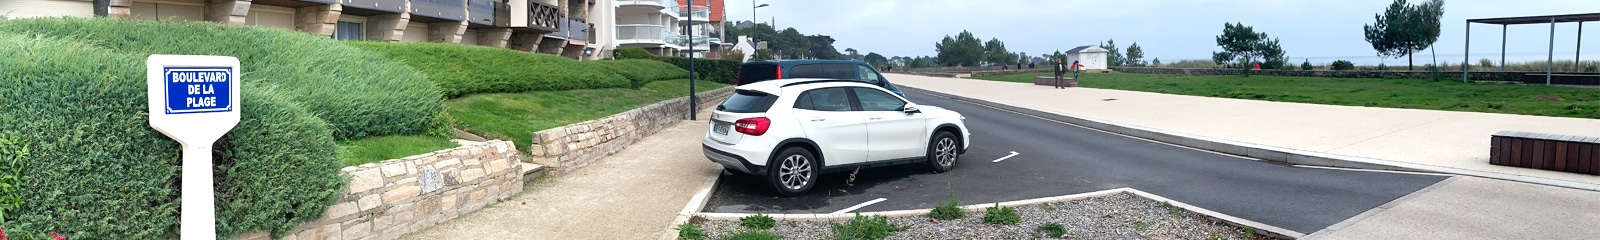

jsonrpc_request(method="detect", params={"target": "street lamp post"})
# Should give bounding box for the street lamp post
[689,0,698,120]
[754,2,770,24]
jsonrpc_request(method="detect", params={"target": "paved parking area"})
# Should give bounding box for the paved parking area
[701,90,1448,234]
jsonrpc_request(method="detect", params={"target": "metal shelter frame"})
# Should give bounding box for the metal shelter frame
[1463,13,1599,84]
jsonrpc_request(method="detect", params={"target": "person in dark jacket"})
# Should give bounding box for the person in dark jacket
[1029,62,1036,69]
[1053,59,1066,89]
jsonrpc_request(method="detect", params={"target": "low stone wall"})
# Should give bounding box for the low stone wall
[1110,67,1533,81]
[526,87,735,176]
[234,140,523,240]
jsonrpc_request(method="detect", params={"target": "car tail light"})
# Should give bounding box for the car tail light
[775,66,783,79]
[734,117,770,136]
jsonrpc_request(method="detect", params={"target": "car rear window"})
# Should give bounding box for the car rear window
[738,64,779,85]
[787,63,856,79]
[718,90,779,113]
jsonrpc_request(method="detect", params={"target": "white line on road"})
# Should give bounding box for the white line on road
[992,151,1020,162]
[831,198,888,214]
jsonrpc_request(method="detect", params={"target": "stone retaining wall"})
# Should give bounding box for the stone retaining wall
[526,87,735,176]
[234,140,523,240]
[1110,67,1535,81]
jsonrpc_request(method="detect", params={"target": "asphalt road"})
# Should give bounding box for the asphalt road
[701,89,1449,233]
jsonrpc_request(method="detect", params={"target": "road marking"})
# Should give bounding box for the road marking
[991,151,1019,162]
[831,198,888,214]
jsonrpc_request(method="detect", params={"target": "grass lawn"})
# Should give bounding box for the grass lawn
[972,72,1600,119]
[339,135,459,166]
[448,79,729,151]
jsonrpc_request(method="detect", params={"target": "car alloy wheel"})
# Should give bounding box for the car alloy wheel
[778,154,812,190]
[935,137,957,168]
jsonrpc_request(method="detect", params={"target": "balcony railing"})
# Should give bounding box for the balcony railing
[617,24,675,45]
[340,0,405,13]
[679,6,709,20]
[467,0,494,25]
[519,0,560,31]
[546,17,590,41]
[410,0,466,21]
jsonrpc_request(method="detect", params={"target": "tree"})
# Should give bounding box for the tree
[908,57,932,68]
[935,30,985,67]
[806,35,843,60]
[774,27,809,59]
[1125,42,1145,66]
[1364,0,1445,71]
[844,48,861,61]
[752,49,775,60]
[1152,58,1162,67]
[1100,39,1124,67]
[983,38,1013,65]
[1301,59,1314,70]
[1017,52,1030,66]
[1213,22,1286,75]
[864,52,888,66]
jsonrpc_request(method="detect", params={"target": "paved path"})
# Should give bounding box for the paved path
[1314,176,1600,239]
[401,113,721,240]
[884,73,1600,187]
[704,90,1447,234]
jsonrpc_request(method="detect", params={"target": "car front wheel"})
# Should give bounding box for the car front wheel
[768,147,818,197]
[926,131,959,173]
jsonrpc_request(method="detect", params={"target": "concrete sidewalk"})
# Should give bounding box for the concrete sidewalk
[400,112,720,240]
[884,73,1600,188]
[1311,176,1600,239]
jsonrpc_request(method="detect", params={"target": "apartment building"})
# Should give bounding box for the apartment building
[1,0,727,60]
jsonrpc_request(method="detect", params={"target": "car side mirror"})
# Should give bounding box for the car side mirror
[902,105,920,114]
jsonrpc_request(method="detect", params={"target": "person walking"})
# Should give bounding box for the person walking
[1071,60,1085,80]
[1053,59,1066,89]
[1029,62,1036,69]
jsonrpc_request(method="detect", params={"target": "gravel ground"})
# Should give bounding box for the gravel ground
[689,193,1281,240]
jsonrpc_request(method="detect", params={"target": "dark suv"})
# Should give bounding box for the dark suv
[736,60,905,96]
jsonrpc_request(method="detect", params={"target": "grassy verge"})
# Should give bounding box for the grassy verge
[339,135,460,166]
[448,79,729,151]
[972,72,1600,119]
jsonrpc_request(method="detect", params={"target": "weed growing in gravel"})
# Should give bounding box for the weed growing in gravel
[982,203,1021,225]
[676,223,707,240]
[1244,226,1258,238]
[1161,201,1182,216]
[1036,223,1067,238]
[740,213,776,230]
[1134,221,1149,230]
[722,229,782,240]
[928,195,965,220]
[1043,205,1057,212]
[833,213,908,240]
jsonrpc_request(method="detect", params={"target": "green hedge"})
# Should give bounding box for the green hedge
[0,17,446,140]
[346,41,632,98]
[614,48,655,60]
[587,59,690,87]
[658,57,741,84]
[0,32,343,239]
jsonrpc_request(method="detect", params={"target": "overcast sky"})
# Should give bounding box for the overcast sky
[722,0,1597,65]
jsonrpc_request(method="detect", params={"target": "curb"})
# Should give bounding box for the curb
[688,188,1305,239]
[661,165,725,240]
[897,85,1600,192]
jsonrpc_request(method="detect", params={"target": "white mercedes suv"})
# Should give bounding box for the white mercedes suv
[702,79,970,196]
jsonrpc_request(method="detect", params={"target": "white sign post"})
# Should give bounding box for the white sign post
[147,55,241,240]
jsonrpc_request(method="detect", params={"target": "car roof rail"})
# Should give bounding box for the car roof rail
[779,79,870,87]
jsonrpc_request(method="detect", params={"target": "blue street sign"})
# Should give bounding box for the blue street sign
[164,67,233,114]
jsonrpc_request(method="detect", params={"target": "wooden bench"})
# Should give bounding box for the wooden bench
[1033,76,1078,87]
[1490,131,1600,175]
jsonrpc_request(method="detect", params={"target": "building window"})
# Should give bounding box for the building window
[335,21,364,40]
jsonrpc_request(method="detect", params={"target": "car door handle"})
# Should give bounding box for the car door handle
[810,117,826,121]
[868,117,882,120]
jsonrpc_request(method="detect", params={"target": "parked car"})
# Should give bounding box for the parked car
[702,78,970,196]
[736,60,906,96]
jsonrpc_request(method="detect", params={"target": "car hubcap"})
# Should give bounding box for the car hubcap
[779,155,812,190]
[936,138,957,167]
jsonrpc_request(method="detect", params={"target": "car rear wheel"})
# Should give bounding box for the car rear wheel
[926,131,959,173]
[768,147,817,197]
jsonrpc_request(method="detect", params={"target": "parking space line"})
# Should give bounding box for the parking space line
[831,198,888,214]
[991,151,1020,162]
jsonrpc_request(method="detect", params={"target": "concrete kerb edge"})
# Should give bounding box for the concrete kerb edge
[661,166,724,240]
[897,85,1600,192]
[688,188,1304,239]
[1301,176,1459,239]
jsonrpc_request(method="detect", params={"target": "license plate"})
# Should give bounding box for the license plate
[713,123,731,135]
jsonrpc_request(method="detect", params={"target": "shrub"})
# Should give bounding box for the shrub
[658,57,742,84]
[1478,58,1495,69]
[832,213,906,240]
[1036,223,1066,238]
[722,229,782,240]
[676,223,707,240]
[0,33,343,239]
[346,41,629,98]
[587,59,689,87]
[0,17,446,140]
[981,203,1020,225]
[739,213,776,230]
[928,195,964,220]
[1332,60,1356,70]
[1301,60,1314,70]
[1375,63,1392,71]
[720,49,746,61]
[615,48,655,60]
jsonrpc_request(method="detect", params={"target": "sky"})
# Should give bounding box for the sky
[720,0,1598,65]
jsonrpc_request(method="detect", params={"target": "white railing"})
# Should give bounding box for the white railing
[618,24,680,46]
[679,6,709,20]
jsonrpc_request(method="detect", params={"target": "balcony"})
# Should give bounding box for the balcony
[339,0,405,14]
[617,24,678,46]
[466,0,495,26]
[678,6,709,21]
[617,0,671,9]
[506,0,560,32]
[409,0,466,22]
[545,17,589,42]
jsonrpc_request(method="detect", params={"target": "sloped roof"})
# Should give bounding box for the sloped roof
[1066,45,1107,53]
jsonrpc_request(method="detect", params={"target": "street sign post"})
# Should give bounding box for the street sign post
[147,55,242,239]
